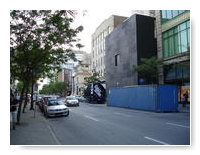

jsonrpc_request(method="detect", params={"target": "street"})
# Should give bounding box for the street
[43,102,190,145]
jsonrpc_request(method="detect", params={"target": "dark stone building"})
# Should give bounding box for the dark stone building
[105,14,157,91]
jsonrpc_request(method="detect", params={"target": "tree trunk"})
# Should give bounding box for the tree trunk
[17,68,30,124]
[17,83,26,125]
[22,81,30,113]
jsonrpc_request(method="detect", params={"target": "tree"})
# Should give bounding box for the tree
[133,56,163,84]
[10,10,83,124]
[84,72,103,85]
[16,81,24,93]
[39,82,68,96]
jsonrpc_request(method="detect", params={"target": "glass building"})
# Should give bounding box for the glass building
[161,11,190,58]
[159,10,190,102]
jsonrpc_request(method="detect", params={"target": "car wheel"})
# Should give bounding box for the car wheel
[65,111,69,117]
[45,112,50,118]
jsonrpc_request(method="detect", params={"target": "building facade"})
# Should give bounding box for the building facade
[91,15,127,82]
[57,50,90,95]
[155,10,190,101]
[74,53,91,95]
[57,68,73,95]
[105,14,157,91]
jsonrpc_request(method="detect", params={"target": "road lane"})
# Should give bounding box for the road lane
[144,136,170,145]
[166,122,190,129]
[45,102,190,145]
[84,115,99,122]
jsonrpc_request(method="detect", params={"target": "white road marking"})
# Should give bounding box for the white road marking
[114,112,132,117]
[84,115,99,122]
[144,136,170,145]
[166,123,190,129]
[43,118,61,145]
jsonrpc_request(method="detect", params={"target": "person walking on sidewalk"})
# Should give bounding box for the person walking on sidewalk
[181,93,187,107]
[10,93,19,130]
[185,90,189,105]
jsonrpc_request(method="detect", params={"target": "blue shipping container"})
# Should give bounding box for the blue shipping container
[108,85,178,112]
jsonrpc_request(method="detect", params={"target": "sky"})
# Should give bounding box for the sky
[71,10,132,53]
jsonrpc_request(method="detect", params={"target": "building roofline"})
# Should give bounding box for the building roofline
[92,15,128,37]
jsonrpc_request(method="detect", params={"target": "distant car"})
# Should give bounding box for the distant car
[43,99,69,117]
[65,96,79,106]
[57,100,66,105]
[75,95,86,102]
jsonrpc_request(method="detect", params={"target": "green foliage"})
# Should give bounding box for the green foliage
[16,81,24,92]
[84,72,103,85]
[133,56,163,84]
[10,10,83,83]
[39,82,68,96]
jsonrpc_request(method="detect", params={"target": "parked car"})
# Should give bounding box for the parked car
[39,96,57,113]
[57,100,66,105]
[75,95,86,102]
[43,99,69,117]
[35,95,43,105]
[65,96,79,106]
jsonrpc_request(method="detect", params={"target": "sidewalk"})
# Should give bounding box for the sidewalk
[178,104,190,113]
[10,105,59,145]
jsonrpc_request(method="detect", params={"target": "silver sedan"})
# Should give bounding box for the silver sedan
[44,100,69,117]
[65,96,79,106]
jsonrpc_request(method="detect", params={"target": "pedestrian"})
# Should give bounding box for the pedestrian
[10,93,19,130]
[181,93,186,107]
[185,90,189,104]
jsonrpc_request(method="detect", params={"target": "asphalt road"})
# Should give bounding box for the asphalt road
[44,102,190,145]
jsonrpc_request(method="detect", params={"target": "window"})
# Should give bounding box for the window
[163,39,168,57]
[164,62,190,82]
[166,10,172,19]
[161,10,188,23]
[161,10,166,19]
[186,20,190,48]
[179,10,185,14]
[162,20,190,58]
[115,54,120,66]
[168,36,174,56]
[174,33,179,54]
[180,30,188,52]
[172,10,179,18]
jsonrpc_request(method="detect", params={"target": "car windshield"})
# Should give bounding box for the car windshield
[66,97,76,100]
[49,97,57,101]
[47,100,60,106]
[57,101,65,105]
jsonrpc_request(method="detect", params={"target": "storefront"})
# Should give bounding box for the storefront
[164,61,190,103]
